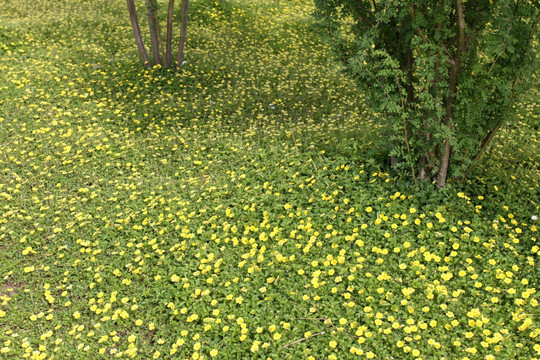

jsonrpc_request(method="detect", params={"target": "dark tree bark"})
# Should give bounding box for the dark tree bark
[164,0,175,68]
[436,0,465,187]
[126,0,151,68]
[145,0,162,65]
[176,0,190,67]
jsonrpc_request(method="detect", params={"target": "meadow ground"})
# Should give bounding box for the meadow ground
[0,0,539,359]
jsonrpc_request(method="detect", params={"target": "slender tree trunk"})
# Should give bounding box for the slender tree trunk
[420,14,443,182]
[145,0,162,65]
[405,48,415,104]
[436,0,465,187]
[164,0,175,68]
[176,0,190,67]
[458,119,499,181]
[126,0,151,68]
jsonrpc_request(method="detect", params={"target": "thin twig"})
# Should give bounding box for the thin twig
[390,273,403,284]
[308,303,358,340]
[487,27,511,74]
[284,317,325,321]
[395,77,416,182]
[282,331,325,348]
[320,315,359,339]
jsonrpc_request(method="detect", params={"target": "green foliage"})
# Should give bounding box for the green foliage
[0,0,539,359]
[314,0,539,185]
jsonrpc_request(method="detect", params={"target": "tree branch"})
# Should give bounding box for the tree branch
[461,17,538,181]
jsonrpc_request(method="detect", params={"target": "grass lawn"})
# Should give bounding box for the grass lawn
[0,0,539,359]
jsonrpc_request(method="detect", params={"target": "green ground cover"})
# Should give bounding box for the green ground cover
[0,0,538,359]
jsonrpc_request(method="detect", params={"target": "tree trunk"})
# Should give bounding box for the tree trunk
[126,0,151,68]
[176,0,190,67]
[436,0,465,188]
[145,0,162,65]
[164,0,175,68]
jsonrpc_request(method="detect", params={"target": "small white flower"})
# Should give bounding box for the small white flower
[181,61,188,66]
[532,215,538,221]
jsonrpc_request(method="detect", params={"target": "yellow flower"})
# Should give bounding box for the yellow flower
[250,341,260,352]
[329,340,337,348]
[170,274,180,282]
[441,272,453,281]
[402,287,415,296]
[210,349,218,357]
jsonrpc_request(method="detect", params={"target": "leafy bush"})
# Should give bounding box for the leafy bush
[314,0,539,186]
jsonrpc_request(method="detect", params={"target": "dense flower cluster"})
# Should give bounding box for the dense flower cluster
[0,0,538,359]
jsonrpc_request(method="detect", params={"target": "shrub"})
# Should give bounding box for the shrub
[314,0,539,186]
